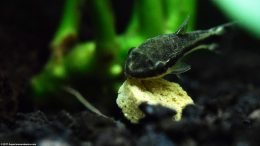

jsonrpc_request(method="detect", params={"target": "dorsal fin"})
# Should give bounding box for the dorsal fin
[175,16,190,34]
[127,47,135,55]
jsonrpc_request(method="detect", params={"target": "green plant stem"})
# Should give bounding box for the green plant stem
[32,42,96,96]
[51,0,81,60]
[119,0,166,59]
[164,0,196,32]
[90,0,117,50]
[136,0,164,37]
[89,0,120,78]
[124,1,138,36]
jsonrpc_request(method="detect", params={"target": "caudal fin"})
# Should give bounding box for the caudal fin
[210,22,236,35]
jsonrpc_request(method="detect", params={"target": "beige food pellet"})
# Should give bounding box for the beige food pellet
[116,78,194,123]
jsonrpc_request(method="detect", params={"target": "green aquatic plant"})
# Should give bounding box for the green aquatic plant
[31,0,197,97]
[213,0,260,38]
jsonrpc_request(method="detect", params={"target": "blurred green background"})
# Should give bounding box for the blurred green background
[1,0,259,110]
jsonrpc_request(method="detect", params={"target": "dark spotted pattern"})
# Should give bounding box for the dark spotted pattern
[124,23,233,78]
[125,31,213,78]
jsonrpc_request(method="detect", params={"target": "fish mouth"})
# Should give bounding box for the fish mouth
[124,63,168,79]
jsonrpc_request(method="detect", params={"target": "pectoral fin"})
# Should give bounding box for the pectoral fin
[170,61,191,75]
[183,43,218,57]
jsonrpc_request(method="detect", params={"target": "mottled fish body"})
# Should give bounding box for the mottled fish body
[125,22,233,79]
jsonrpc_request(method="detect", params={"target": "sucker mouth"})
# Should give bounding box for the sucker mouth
[124,64,169,79]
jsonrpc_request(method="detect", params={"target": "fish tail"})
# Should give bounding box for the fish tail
[209,22,236,35]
